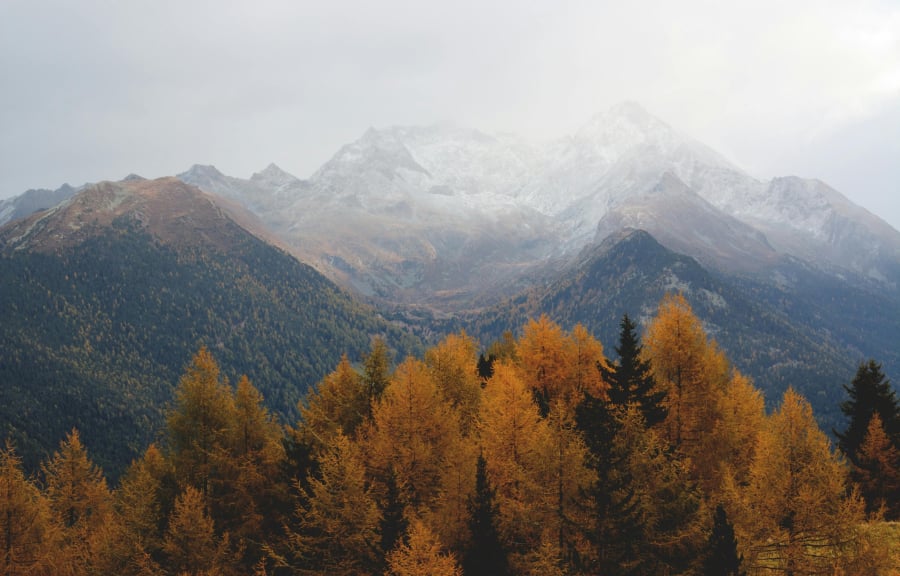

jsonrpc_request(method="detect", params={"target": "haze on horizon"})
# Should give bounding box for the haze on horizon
[1,0,899,229]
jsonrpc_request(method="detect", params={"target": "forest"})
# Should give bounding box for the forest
[2,293,899,575]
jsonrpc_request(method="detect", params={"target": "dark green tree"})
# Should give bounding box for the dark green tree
[463,454,509,576]
[575,395,644,575]
[379,467,407,567]
[363,337,393,406]
[704,504,743,576]
[835,360,900,466]
[600,314,667,427]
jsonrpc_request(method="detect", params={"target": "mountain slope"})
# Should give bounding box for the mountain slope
[461,229,868,431]
[0,183,80,227]
[172,102,900,315]
[0,177,421,476]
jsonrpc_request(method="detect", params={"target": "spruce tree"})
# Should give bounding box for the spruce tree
[464,454,509,576]
[704,504,743,576]
[600,314,667,427]
[835,359,900,466]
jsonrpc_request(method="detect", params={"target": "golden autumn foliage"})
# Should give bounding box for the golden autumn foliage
[730,388,873,574]
[0,442,58,576]
[3,301,897,575]
[386,520,462,576]
[364,357,464,515]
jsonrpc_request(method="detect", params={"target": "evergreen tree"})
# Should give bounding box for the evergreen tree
[704,504,743,576]
[363,337,393,406]
[601,314,667,427]
[836,359,900,466]
[464,454,509,576]
[287,433,380,576]
[380,468,408,566]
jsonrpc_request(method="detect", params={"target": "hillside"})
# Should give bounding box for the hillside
[0,177,421,476]
[458,229,892,432]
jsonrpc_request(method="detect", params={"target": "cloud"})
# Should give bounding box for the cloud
[0,0,897,227]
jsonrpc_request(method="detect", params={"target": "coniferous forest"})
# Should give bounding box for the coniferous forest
[2,294,899,575]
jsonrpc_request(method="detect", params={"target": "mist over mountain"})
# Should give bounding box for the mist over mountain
[3,102,899,448]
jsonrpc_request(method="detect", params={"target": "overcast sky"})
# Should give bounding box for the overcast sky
[2,0,899,229]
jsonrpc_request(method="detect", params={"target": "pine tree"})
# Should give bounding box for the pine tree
[601,314,667,427]
[287,433,381,576]
[363,337,393,406]
[463,454,509,576]
[114,444,168,567]
[704,504,743,576]
[836,359,900,467]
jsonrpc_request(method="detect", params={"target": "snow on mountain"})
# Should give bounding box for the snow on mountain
[167,102,899,306]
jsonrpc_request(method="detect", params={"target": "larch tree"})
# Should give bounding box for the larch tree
[114,444,168,573]
[853,414,900,519]
[365,357,462,517]
[644,293,731,486]
[162,485,231,576]
[297,354,368,452]
[386,520,462,576]
[733,388,870,575]
[42,428,113,573]
[166,347,237,495]
[477,362,551,568]
[213,375,287,566]
[424,331,483,435]
[611,406,705,575]
[537,397,595,572]
[713,371,766,492]
[0,442,57,576]
[428,438,477,553]
[516,315,575,417]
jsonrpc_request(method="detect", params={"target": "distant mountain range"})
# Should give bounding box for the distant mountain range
[2,102,898,468]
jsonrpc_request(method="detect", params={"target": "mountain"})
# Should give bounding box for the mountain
[459,229,895,432]
[0,177,420,476]
[0,182,80,227]
[6,102,897,442]
[175,103,900,313]
[182,134,561,310]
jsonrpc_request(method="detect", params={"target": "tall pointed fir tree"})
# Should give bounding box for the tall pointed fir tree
[600,314,667,427]
[463,454,509,576]
[836,359,900,466]
[704,504,743,576]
